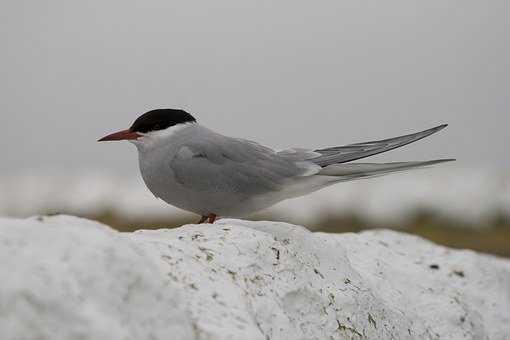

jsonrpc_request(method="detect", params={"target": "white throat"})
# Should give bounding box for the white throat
[130,122,196,151]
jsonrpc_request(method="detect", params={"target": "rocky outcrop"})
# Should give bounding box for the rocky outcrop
[1,215,509,340]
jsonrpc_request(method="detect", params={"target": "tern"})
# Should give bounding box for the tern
[99,109,453,223]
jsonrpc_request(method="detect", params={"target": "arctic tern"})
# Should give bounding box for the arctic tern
[99,109,453,223]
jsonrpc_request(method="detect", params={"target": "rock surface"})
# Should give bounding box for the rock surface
[0,215,509,340]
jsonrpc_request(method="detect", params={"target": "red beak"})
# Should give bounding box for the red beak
[98,129,140,142]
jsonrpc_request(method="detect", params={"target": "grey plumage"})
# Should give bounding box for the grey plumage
[311,124,448,167]
[317,159,454,179]
[131,122,453,217]
[170,132,307,196]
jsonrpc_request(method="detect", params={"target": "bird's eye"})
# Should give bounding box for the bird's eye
[153,124,161,130]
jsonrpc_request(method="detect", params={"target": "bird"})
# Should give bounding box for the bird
[99,109,454,224]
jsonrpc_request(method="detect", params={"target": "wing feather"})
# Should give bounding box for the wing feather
[169,136,309,197]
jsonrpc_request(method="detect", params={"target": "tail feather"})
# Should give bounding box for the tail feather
[318,159,455,181]
[312,124,448,167]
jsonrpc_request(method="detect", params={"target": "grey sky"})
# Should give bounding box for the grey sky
[1,1,509,176]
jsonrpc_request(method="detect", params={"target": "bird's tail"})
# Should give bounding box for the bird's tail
[317,159,455,181]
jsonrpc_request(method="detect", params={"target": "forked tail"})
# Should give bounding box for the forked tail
[318,159,454,181]
[311,124,449,167]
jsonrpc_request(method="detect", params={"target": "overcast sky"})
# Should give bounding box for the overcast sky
[1,1,509,176]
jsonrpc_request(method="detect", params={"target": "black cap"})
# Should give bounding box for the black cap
[130,109,196,133]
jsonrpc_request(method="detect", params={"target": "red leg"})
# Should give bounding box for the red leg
[197,216,208,224]
[206,213,217,223]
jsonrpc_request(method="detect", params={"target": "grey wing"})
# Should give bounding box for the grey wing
[169,136,311,198]
[311,124,448,167]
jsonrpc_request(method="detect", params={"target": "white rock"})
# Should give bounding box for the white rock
[0,215,509,340]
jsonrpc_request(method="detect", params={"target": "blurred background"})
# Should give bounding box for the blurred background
[1,1,509,256]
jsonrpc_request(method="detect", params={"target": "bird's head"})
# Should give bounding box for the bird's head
[98,108,196,147]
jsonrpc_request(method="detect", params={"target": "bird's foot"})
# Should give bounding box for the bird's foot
[197,213,217,224]
[207,213,217,223]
